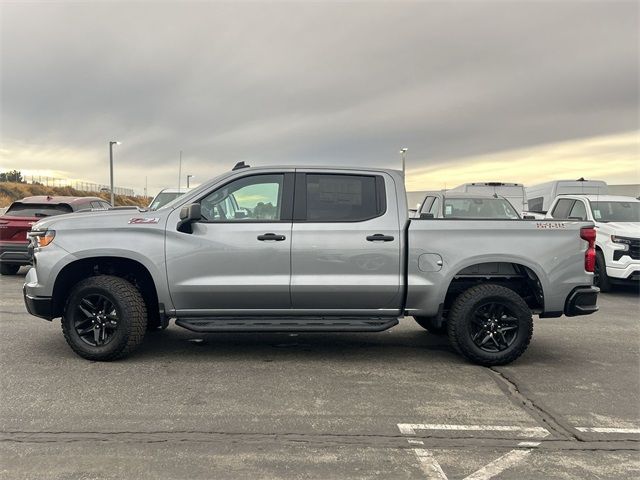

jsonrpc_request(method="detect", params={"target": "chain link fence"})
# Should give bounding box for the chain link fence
[3,175,135,197]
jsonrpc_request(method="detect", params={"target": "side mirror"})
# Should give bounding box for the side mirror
[420,212,435,220]
[523,215,536,219]
[177,203,201,233]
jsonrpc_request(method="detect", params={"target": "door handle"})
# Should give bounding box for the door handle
[366,234,395,242]
[257,233,286,241]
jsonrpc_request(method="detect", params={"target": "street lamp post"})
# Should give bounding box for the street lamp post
[400,148,408,178]
[186,175,193,189]
[109,140,121,207]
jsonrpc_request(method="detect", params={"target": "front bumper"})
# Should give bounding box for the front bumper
[23,285,54,320]
[0,243,32,266]
[564,286,599,317]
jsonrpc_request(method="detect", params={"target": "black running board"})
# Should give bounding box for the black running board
[175,316,399,333]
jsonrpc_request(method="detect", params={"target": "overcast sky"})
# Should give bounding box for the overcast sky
[1,1,638,195]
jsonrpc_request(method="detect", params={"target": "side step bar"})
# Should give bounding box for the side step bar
[175,316,399,333]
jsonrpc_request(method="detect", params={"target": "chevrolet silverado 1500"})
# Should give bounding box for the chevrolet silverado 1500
[24,165,598,365]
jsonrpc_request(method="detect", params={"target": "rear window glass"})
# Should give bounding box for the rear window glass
[5,203,72,217]
[305,174,384,222]
[442,198,520,219]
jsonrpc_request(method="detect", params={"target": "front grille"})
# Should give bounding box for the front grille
[613,237,640,261]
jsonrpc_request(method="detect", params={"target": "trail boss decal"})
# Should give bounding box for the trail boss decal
[128,217,160,225]
[536,222,566,229]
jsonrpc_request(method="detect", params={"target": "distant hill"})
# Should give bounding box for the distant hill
[0,182,150,208]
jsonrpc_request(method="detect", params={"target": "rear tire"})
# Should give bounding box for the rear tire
[61,275,147,361]
[413,316,447,335]
[594,251,612,293]
[447,284,533,366]
[0,264,20,275]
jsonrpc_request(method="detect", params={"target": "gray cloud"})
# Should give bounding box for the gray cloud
[1,1,638,192]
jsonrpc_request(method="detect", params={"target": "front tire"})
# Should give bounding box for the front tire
[61,276,147,361]
[413,316,447,335]
[0,264,20,275]
[447,284,533,366]
[594,251,612,293]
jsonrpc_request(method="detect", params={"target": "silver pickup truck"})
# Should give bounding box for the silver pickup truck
[24,164,598,365]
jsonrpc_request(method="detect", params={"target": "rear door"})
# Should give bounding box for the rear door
[290,171,402,314]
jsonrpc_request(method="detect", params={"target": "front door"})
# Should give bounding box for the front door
[166,172,294,315]
[290,171,402,314]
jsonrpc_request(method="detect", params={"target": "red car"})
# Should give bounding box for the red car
[0,195,110,275]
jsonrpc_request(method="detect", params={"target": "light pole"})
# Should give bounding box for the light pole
[400,148,408,178]
[109,141,121,206]
[186,175,193,189]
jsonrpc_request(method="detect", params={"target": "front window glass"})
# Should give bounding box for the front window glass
[590,201,640,222]
[442,198,520,219]
[568,201,587,220]
[200,174,283,221]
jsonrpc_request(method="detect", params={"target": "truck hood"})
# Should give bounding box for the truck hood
[32,208,164,231]
[596,222,640,238]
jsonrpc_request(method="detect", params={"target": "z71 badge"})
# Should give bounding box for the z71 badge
[128,217,160,225]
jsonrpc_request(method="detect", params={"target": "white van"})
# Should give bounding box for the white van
[526,179,608,214]
[451,182,527,213]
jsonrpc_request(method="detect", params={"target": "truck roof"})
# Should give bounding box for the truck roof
[559,194,640,202]
[239,165,404,175]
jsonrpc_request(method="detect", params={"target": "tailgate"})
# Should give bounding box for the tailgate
[0,216,37,243]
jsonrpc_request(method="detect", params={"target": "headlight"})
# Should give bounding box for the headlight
[611,235,631,250]
[29,230,56,248]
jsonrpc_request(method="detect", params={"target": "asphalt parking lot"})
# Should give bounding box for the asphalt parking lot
[1,267,638,479]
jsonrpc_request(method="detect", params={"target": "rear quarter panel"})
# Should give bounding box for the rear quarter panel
[406,219,593,316]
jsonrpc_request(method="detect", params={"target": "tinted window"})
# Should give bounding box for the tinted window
[550,199,575,219]
[305,174,383,222]
[5,203,72,217]
[568,201,587,220]
[528,197,544,212]
[200,174,284,222]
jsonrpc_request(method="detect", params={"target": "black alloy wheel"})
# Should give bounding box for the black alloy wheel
[469,302,519,352]
[73,294,120,347]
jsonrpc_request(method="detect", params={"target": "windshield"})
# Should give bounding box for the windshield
[149,192,185,211]
[443,198,520,219]
[590,201,640,222]
[4,203,72,218]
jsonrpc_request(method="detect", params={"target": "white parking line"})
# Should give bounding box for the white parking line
[462,448,534,480]
[576,427,640,434]
[397,423,550,437]
[413,449,448,480]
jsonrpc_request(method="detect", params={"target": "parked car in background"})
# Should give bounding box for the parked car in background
[416,192,521,220]
[148,188,191,210]
[545,195,640,291]
[0,196,108,275]
[450,182,527,214]
[526,178,608,214]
